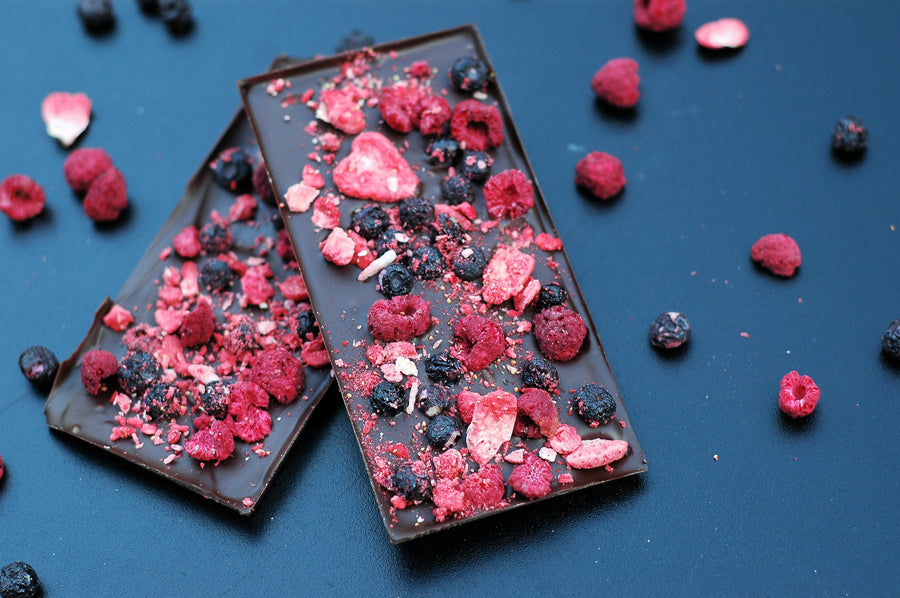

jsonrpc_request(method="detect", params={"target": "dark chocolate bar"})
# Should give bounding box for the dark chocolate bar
[240,26,646,541]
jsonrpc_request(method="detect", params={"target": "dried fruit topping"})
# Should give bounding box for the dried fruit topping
[440,175,476,206]
[0,175,46,222]
[750,233,802,277]
[462,464,506,509]
[377,263,415,298]
[450,100,504,151]
[425,137,461,167]
[779,371,821,418]
[199,380,231,419]
[144,382,185,421]
[333,132,420,202]
[252,161,276,205]
[398,197,435,231]
[80,349,118,395]
[482,169,535,220]
[426,414,462,450]
[83,167,128,222]
[117,350,162,398]
[535,282,569,313]
[566,438,629,469]
[648,312,691,349]
[533,305,587,362]
[466,389,517,464]
[367,294,431,342]
[458,150,493,183]
[179,300,215,347]
[210,147,253,193]
[481,245,536,306]
[249,347,304,404]
[453,314,505,372]
[575,151,626,200]
[63,147,113,193]
[199,258,234,293]
[882,319,900,361]
[0,561,42,598]
[590,58,640,109]
[508,452,552,499]
[573,383,616,427]
[369,380,406,416]
[831,116,869,154]
[424,351,463,385]
[78,0,115,34]
[392,462,431,502]
[416,384,453,417]
[351,204,391,240]
[184,418,235,463]
[520,357,560,393]
[517,388,559,437]
[18,346,59,387]
[409,245,445,280]
[633,0,687,32]
[449,55,491,93]
[41,91,92,147]
[450,245,487,281]
[694,17,750,50]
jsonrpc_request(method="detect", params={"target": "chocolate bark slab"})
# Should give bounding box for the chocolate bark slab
[45,61,332,515]
[240,26,646,542]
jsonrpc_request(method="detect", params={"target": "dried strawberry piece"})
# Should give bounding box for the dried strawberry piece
[249,347,304,404]
[778,371,821,418]
[173,225,201,258]
[333,132,420,202]
[633,0,686,32]
[80,349,118,395]
[83,166,128,222]
[462,464,506,508]
[41,91,92,147]
[102,304,134,332]
[185,418,235,464]
[533,305,587,361]
[534,233,563,252]
[228,193,257,222]
[508,452,552,499]
[466,389,517,464]
[566,438,629,469]
[751,233,802,277]
[320,227,356,266]
[482,169,535,220]
[591,58,640,109]
[233,406,273,443]
[179,300,215,347]
[278,274,308,301]
[317,87,366,134]
[450,99,504,151]
[63,147,113,192]
[517,388,559,437]
[452,314,505,371]
[367,294,431,342]
[575,151,626,200]
[0,174,46,222]
[456,389,481,425]
[695,18,750,50]
[481,245,536,306]
[240,265,275,306]
[548,424,583,455]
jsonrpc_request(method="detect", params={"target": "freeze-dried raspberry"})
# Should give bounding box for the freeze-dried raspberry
[462,464,506,509]
[83,166,128,222]
[417,95,452,136]
[779,370,821,418]
[508,452,552,499]
[185,418,235,464]
[227,380,269,417]
[300,337,330,368]
[179,300,215,347]
[233,406,273,443]
[751,233,802,277]
[252,161,276,205]
[575,151,626,200]
[241,265,275,306]
[228,193,257,222]
[333,132,419,202]
[466,389,517,464]
[591,58,640,109]
[481,245,536,306]
[102,304,134,332]
[317,87,366,134]
[63,147,114,192]
[453,314,505,371]
[249,347,305,404]
[533,305,587,361]
[517,388,559,437]
[80,349,118,395]
[173,225,201,258]
[450,99,504,151]
[455,390,480,425]
[367,294,431,342]
[0,174,46,222]
[566,438,629,469]
[633,0,686,32]
[482,169,535,220]
[379,84,423,134]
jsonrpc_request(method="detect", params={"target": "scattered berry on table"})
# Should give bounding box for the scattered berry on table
[41,91,92,147]
[426,414,462,450]
[424,350,463,384]
[425,137,461,167]
[750,233,801,277]
[77,0,115,34]
[136,0,161,15]
[573,383,617,427]
[520,357,560,393]
[18,346,59,387]
[0,453,4,481]
[535,282,569,313]
[369,381,406,416]
[377,263,415,297]
[63,148,113,193]
[449,55,491,93]
[591,58,640,109]
[575,151,626,200]
[0,174,46,222]
[831,116,869,154]
[880,319,900,361]
[159,0,194,36]
[450,245,487,281]
[351,204,391,240]
[694,18,750,50]
[778,371,821,418]
[648,312,691,349]
[83,167,128,222]
[0,561,42,598]
[633,0,686,32]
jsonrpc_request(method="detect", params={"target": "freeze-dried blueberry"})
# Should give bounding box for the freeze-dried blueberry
[0,561,42,598]
[438,213,465,241]
[117,350,162,398]
[374,228,410,258]
[408,225,437,248]
[458,151,493,184]
[199,258,234,292]
[520,357,560,393]
[449,55,490,93]
[573,383,616,427]
[398,197,435,231]
[18,346,59,387]
[77,0,115,34]
[426,414,462,450]
[831,116,869,154]
[296,309,319,339]
[425,351,463,384]
[350,204,390,240]
[199,222,232,254]
[409,245,445,280]
[440,175,476,206]
[369,381,406,416]
[160,0,194,35]
[425,137,461,167]
[416,384,453,417]
[335,30,374,53]
[199,380,230,419]
[210,148,251,193]
[136,0,161,15]
[648,312,691,349]
[392,462,430,502]
[881,319,900,361]
[451,245,487,281]
[377,263,415,298]
[535,282,569,312]
[144,382,183,421]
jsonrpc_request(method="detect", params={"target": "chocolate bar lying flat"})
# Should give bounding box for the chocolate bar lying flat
[240,26,646,541]
[45,64,333,514]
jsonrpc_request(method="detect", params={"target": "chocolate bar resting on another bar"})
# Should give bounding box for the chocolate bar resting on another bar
[240,25,646,542]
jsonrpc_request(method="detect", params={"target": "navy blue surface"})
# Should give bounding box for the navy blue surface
[0,1,897,595]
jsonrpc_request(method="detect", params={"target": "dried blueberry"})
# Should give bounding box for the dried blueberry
[136,0,161,15]
[377,263,415,298]
[350,204,390,240]
[573,383,616,426]
[535,282,569,312]
[199,222,231,254]
[0,561,42,598]
[450,245,487,281]
[881,319,900,361]
[520,357,560,393]
[425,351,463,384]
[210,148,252,193]
[398,197,435,231]
[335,29,375,53]
[438,213,465,241]
[416,384,453,417]
[831,116,869,154]
[199,380,230,419]
[648,312,691,349]
[392,462,431,502]
[296,309,319,339]
[77,0,115,34]
[159,0,194,36]
[426,414,462,451]
[144,382,184,421]
[369,381,406,416]
[18,346,59,387]
[374,228,410,258]
[425,137,461,167]
[449,55,490,93]
[409,245,445,280]
[199,258,234,293]
[117,350,162,398]
[458,151,493,184]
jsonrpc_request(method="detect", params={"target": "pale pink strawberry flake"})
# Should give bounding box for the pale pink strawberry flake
[695,18,750,50]
[41,91,92,147]
[466,389,517,464]
[565,438,629,469]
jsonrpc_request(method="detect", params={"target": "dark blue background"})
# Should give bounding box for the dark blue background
[1,1,897,595]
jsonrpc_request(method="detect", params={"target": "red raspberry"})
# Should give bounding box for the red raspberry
[228,381,270,417]
[367,294,431,342]
[185,418,235,464]
[751,233,802,277]
[233,406,273,442]
[0,174,46,222]
[633,0,686,32]
[575,151,626,200]
[417,95,451,136]
[533,305,587,362]
[241,265,275,306]
[249,348,305,404]
[83,166,128,222]
[80,349,118,395]
[508,452,552,499]
[462,464,506,509]
[300,337,331,368]
[482,169,535,220]
[590,58,640,109]
[179,300,215,347]
[333,132,420,202]
[456,389,481,425]
[63,147,114,193]
[379,85,422,134]
[450,99,504,151]
[453,314,505,371]
[779,370,821,418]
[317,87,366,134]
[566,438,629,469]
[517,388,559,437]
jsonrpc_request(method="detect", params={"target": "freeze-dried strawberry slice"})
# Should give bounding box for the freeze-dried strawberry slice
[102,304,134,332]
[452,314,505,371]
[462,464,506,508]
[185,418,235,464]
[41,91,92,147]
[695,18,750,50]
[548,424,583,455]
[466,388,517,464]
[481,244,536,306]
[482,169,535,220]
[0,174,46,222]
[316,87,366,134]
[508,452,552,499]
[565,438,629,469]
[333,132,419,202]
[517,388,559,437]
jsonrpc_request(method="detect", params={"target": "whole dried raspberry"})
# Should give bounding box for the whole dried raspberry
[591,58,640,109]
[633,0,686,32]
[517,388,559,437]
[185,418,235,463]
[80,349,118,395]
[249,347,304,404]
[508,452,552,499]
[83,166,128,222]
[417,95,451,136]
[367,294,431,342]
[462,464,506,509]
[450,99,504,151]
[64,147,114,193]
[482,169,535,220]
[379,84,422,133]
[533,305,587,361]
[453,314,505,371]
[333,132,420,202]
[179,300,215,347]
[779,371,821,418]
[0,174,46,222]
[750,233,802,277]
[233,406,272,442]
[575,151,626,200]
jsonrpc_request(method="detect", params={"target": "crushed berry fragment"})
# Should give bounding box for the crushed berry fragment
[367,294,431,342]
[453,314,505,372]
[249,347,304,404]
[179,300,215,347]
[517,388,559,437]
[648,312,691,349]
[779,371,821,418]
[481,245,536,306]
[575,151,626,200]
[63,147,113,193]
[882,319,900,361]
[591,58,640,109]
[184,418,235,463]
[573,383,616,427]
[450,100,504,151]
[80,349,118,395]
[750,233,802,277]
[633,0,686,32]
[18,346,60,387]
[0,174,46,222]
[533,305,587,361]
[508,452,553,499]
[831,116,869,154]
[695,18,750,50]
[482,169,535,220]
[83,167,128,222]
